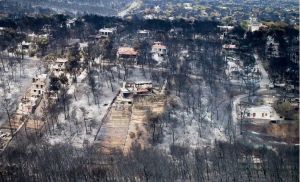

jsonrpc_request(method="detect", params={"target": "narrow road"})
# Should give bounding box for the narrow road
[254,53,271,89]
[231,53,272,139]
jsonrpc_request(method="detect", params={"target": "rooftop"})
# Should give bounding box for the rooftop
[247,105,274,113]
[117,47,138,56]
[99,28,116,33]
[152,42,166,49]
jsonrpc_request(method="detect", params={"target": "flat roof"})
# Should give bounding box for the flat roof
[138,30,150,34]
[99,28,116,32]
[117,47,138,56]
[247,105,274,113]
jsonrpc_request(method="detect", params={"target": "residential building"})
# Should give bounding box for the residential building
[99,28,116,38]
[151,42,167,57]
[30,74,47,98]
[242,105,282,120]
[138,29,150,38]
[117,81,153,105]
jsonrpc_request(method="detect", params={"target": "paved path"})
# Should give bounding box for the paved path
[95,106,131,153]
[254,53,271,89]
[231,53,273,139]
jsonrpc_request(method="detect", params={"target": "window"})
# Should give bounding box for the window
[253,113,256,117]
[262,113,264,117]
[247,113,250,117]
[34,90,36,92]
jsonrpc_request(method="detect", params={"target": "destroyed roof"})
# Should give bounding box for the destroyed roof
[117,47,138,56]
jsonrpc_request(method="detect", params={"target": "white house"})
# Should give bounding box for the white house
[242,105,282,120]
[99,28,116,38]
[117,81,153,105]
[151,42,167,57]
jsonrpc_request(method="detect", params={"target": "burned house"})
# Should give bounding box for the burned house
[18,41,36,54]
[117,47,138,63]
[117,81,153,105]
[31,74,47,98]
[51,58,69,75]
[17,74,47,115]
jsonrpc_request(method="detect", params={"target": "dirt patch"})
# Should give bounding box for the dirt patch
[123,96,165,153]
[243,121,299,144]
[267,123,299,142]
